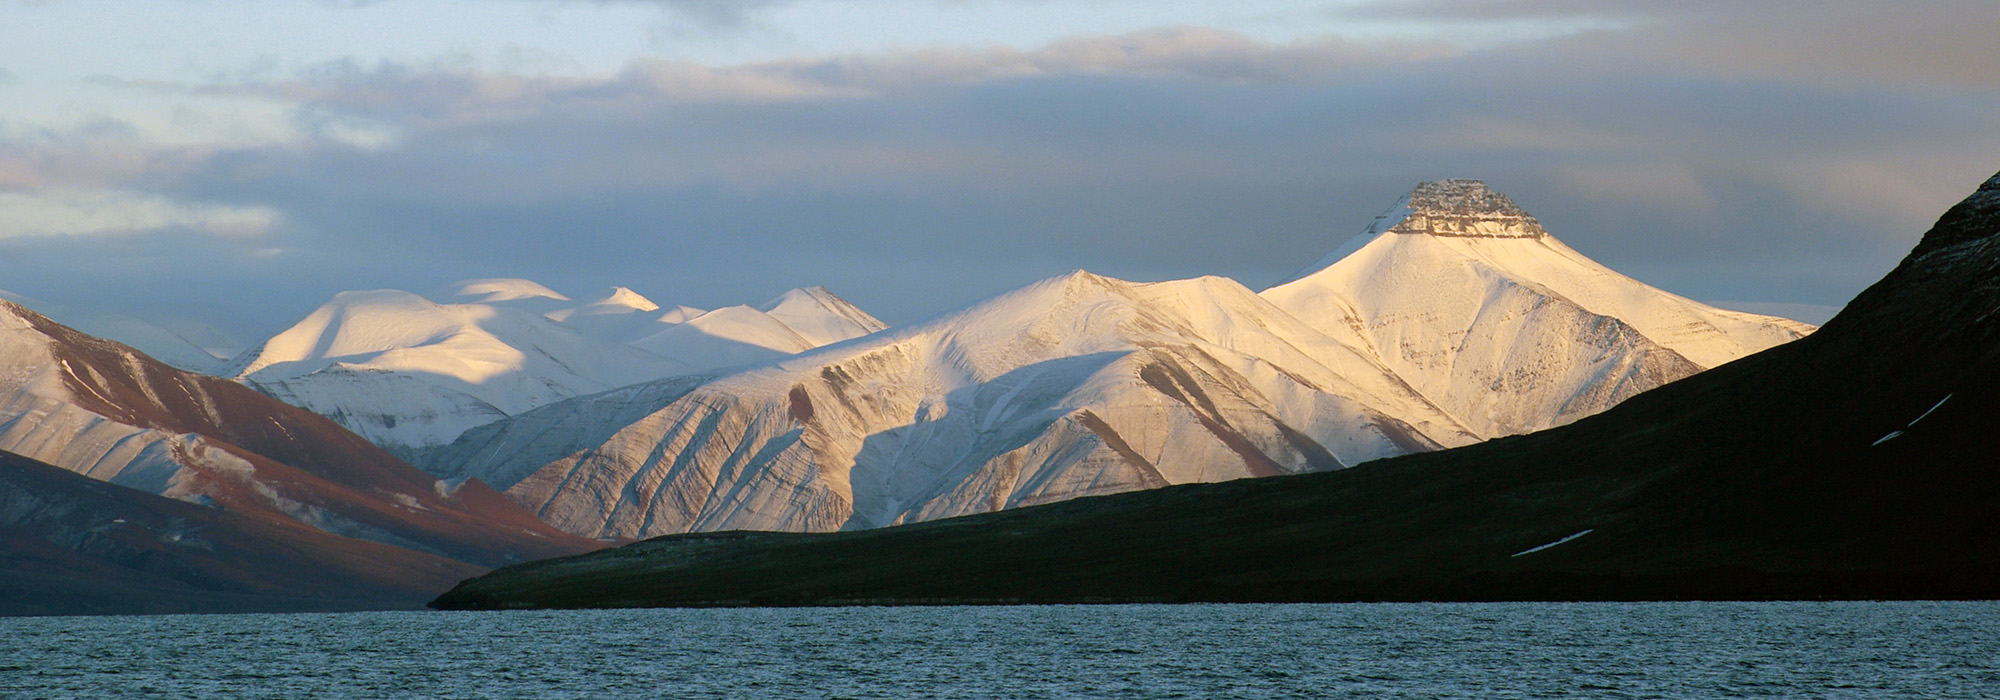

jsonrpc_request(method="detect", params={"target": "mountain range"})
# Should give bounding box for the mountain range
[221,281,886,460]
[432,169,2000,609]
[0,178,1819,613]
[420,180,1808,541]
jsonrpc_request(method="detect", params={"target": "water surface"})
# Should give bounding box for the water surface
[4,602,1996,698]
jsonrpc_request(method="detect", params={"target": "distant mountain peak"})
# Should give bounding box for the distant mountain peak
[585,286,659,312]
[757,285,888,346]
[1372,179,1547,240]
[657,305,706,324]
[444,278,572,303]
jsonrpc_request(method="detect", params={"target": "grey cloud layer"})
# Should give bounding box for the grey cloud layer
[2,14,1996,337]
[1348,0,2000,87]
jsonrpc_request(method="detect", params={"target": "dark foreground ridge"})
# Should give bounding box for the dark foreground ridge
[434,171,2000,609]
[0,450,477,616]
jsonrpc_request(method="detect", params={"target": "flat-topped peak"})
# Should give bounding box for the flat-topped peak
[1373,179,1547,239]
[1408,179,1520,212]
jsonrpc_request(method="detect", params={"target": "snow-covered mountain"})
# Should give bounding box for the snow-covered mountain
[1263,179,1813,438]
[545,287,673,343]
[629,304,813,371]
[441,278,575,313]
[760,286,891,346]
[221,289,688,458]
[428,271,1475,540]
[226,280,888,458]
[630,286,889,373]
[0,299,594,571]
[441,278,888,357]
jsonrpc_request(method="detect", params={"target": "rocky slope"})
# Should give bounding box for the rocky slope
[432,170,2000,608]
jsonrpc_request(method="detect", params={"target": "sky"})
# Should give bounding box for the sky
[1,0,1996,343]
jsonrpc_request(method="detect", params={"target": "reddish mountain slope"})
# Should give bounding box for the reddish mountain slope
[0,300,598,613]
[0,450,479,615]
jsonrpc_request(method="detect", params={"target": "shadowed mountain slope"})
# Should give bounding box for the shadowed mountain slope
[0,450,483,616]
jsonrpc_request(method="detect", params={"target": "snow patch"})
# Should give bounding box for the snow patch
[1512,529,1594,557]
[1872,394,1951,447]
[1911,395,1951,426]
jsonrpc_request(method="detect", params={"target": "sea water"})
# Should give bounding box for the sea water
[3,602,1996,698]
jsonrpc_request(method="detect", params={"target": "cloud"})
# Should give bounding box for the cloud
[0,225,307,336]
[0,189,279,238]
[639,0,791,27]
[3,19,1996,339]
[742,27,1455,88]
[0,118,287,244]
[0,126,195,191]
[211,27,1447,122]
[1344,0,2000,88]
